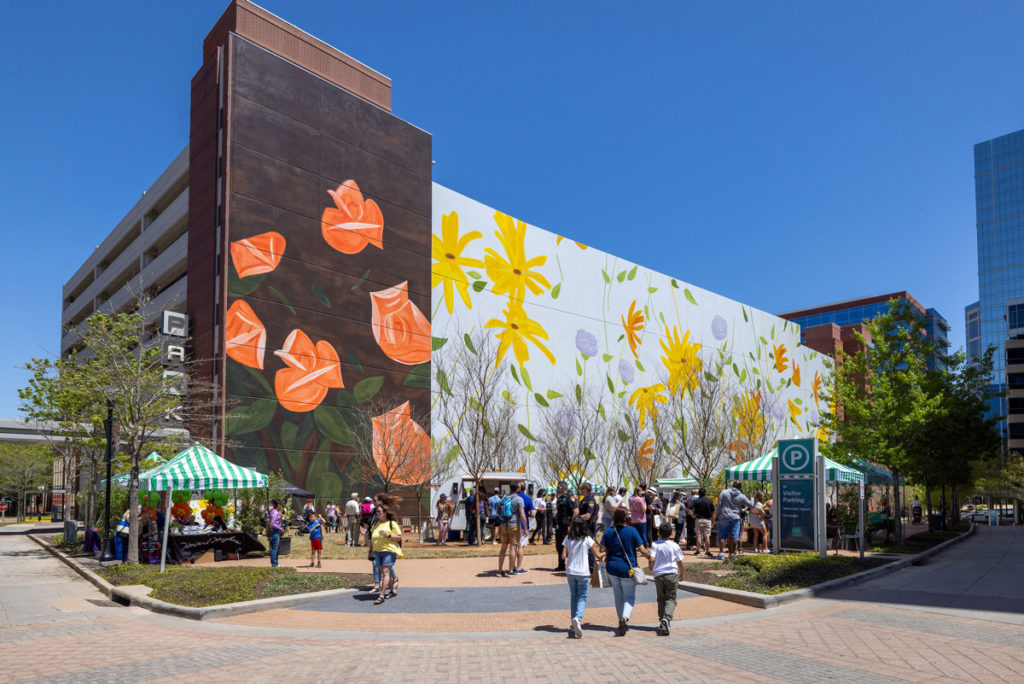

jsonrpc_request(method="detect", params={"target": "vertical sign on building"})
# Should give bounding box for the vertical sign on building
[772,438,825,556]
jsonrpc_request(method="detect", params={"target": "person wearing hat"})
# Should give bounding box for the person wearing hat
[554,481,579,572]
[344,492,361,547]
[435,493,454,545]
[360,496,374,547]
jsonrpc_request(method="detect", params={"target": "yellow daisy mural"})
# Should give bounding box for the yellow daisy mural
[485,299,556,366]
[628,383,668,429]
[484,211,551,303]
[660,326,702,395]
[432,211,483,314]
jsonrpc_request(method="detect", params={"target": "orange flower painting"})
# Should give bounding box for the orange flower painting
[372,401,430,486]
[273,329,344,413]
[812,371,822,409]
[791,360,801,388]
[621,301,645,357]
[225,300,267,369]
[370,281,431,365]
[321,180,384,254]
[229,232,286,278]
[773,343,789,374]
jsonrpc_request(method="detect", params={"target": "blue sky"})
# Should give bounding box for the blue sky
[1,0,1022,417]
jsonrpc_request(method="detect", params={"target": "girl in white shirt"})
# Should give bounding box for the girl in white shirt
[562,515,605,639]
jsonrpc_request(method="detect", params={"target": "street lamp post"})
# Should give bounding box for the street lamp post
[99,399,116,562]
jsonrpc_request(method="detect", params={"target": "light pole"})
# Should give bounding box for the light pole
[99,398,116,562]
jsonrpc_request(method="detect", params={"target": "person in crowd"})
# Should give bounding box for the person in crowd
[544,491,555,543]
[369,496,402,605]
[563,515,605,639]
[628,487,647,543]
[359,496,375,546]
[303,499,315,519]
[686,488,701,549]
[748,491,768,553]
[597,507,651,636]
[713,481,754,559]
[553,481,578,572]
[577,483,598,536]
[267,499,284,568]
[435,493,454,546]
[649,520,685,635]
[531,488,548,544]
[324,501,337,534]
[496,486,526,577]
[464,488,479,546]
[488,488,501,545]
[516,482,535,552]
[306,511,323,568]
[692,488,715,557]
[668,491,685,543]
[642,483,657,546]
[343,493,360,546]
[601,485,622,532]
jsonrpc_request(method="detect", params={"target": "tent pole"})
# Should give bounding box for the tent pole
[159,485,172,573]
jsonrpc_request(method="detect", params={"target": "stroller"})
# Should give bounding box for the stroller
[912,504,923,525]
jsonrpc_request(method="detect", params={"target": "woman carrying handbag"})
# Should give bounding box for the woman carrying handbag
[596,507,652,636]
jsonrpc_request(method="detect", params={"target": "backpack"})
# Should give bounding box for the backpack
[498,495,514,523]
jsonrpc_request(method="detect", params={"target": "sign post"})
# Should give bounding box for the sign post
[0,500,8,524]
[858,480,865,560]
[774,439,825,556]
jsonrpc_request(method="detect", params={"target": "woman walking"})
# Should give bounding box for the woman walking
[597,507,651,636]
[628,487,647,542]
[369,496,402,605]
[435,494,453,545]
[562,515,605,639]
[749,491,768,553]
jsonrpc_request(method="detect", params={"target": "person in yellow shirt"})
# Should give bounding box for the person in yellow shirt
[370,499,403,605]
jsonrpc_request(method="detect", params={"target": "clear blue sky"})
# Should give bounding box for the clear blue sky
[2,1,1022,417]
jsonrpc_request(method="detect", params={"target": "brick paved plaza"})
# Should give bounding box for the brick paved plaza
[2,523,1023,683]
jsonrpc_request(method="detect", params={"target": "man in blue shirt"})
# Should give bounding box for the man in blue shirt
[464,489,478,545]
[488,489,501,545]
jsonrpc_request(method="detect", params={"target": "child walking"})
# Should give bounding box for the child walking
[562,515,604,639]
[307,512,323,568]
[649,520,685,635]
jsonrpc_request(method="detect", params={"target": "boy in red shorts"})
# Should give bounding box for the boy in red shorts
[306,512,323,568]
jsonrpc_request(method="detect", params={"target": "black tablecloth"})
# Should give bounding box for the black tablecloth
[166,531,264,564]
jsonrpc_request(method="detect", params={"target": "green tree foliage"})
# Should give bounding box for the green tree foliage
[0,444,52,521]
[235,470,292,535]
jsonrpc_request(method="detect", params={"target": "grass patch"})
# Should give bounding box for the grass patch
[98,564,363,607]
[698,553,888,595]
[871,527,966,554]
[51,533,85,554]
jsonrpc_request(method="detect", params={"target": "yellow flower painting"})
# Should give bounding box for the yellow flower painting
[432,211,483,314]
[485,299,556,366]
[660,326,702,395]
[628,384,668,429]
[484,212,551,303]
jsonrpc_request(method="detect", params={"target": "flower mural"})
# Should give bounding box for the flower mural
[621,301,644,357]
[230,232,286,278]
[660,327,702,395]
[812,371,822,409]
[225,299,267,369]
[273,329,344,413]
[791,360,801,387]
[484,211,551,303]
[369,281,431,365]
[575,329,598,357]
[773,343,789,374]
[372,401,431,486]
[711,315,728,341]
[628,383,667,429]
[733,389,764,443]
[321,180,384,254]
[787,398,803,428]
[432,210,483,314]
[485,299,555,366]
[618,358,635,384]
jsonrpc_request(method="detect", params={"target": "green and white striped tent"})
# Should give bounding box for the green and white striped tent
[105,452,165,488]
[139,444,267,491]
[725,449,864,484]
[656,477,700,491]
[851,458,904,486]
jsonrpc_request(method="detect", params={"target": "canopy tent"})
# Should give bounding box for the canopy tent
[281,480,315,499]
[850,458,905,486]
[725,449,864,484]
[655,477,700,491]
[138,444,268,572]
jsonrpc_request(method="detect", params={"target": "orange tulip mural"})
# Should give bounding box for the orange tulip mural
[229,231,286,278]
[321,180,384,254]
[372,401,430,486]
[225,299,267,369]
[370,281,431,365]
[273,329,344,412]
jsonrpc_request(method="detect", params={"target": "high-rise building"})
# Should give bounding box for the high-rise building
[972,128,1024,451]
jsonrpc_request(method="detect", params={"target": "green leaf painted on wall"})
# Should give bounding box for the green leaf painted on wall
[743,307,749,322]
[344,351,364,375]
[223,398,277,436]
[524,445,536,453]
[226,263,266,297]
[520,364,533,391]
[472,280,487,292]
[337,389,358,409]
[464,333,477,354]
[648,287,658,294]
[518,423,537,441]
[269,286,297,315]
[684,289,698,306]
[635,359,645,371]
[598,403,606,420]
[502,389,515,403]
[403,364,431,388]
[534,393,549,407]
[602,353,613,362]
[617,429,629,442]
[551,283,562,299]
[616,270,627,282]
[739,369,747,383]
[602,270,610,284]
[354,376,385,403]
[467,270,482,280]
[627,265,638,281]
[350,269,370,292]
[281,422,300,450]
[312,283,331,308]
[584,447,595,460]
[546,389,563,399]
[510,365,520,384]
[671,278,679,289]
[469,397,483,413]
[227,360,273,397]
[607,375,615,392]
[314,405,355,446]
[704,371,718,383]
[576,359,583,376]
[431,337,448,351]
[444,444,461,463]
[575,384,583,405]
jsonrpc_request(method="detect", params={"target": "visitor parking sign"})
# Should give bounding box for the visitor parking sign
[773,439,826,556]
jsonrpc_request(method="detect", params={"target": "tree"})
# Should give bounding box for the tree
[820,298,943,542]
[608,394,668,489]
[0,444,52,521]
[537,388,607,492]
[349,392,431,495]
[667,348,738,483]
[433,326,524,543]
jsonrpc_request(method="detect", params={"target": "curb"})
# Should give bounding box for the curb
[27,533,359,621]
[677,523,976,609]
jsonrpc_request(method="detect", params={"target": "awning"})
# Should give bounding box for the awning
[724,448,864,484]
[850,458,905,486]
[655,478,700,491]
[139,444,267,491]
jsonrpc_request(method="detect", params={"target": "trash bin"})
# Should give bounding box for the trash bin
[113,535,123,560]
[928,513,945,532]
